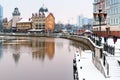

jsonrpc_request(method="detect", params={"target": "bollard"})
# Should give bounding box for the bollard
[83,78,85,80]
[80,66,82,69]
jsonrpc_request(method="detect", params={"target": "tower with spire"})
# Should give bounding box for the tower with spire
[12,7,21,31]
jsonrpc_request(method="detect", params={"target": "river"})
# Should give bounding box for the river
[0,36,89,80]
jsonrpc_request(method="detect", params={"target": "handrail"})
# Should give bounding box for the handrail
[103,43,115,55]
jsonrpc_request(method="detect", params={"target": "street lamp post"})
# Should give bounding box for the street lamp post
[93,8,107,46]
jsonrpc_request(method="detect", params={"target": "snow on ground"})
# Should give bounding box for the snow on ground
[74,50,120,80]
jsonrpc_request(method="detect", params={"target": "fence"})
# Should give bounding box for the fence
[103,43,115,55]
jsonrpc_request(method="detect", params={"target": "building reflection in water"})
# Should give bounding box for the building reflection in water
[45,38,55,60]
[0,37,75,80]
[12,42,20,64]
[3,37,32,64]
[13,54,20,64]
[31,37,46,60]
[32,37,55,60]
[2,37,55,63]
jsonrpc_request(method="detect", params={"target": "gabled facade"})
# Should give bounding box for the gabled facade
[45,13,55,31]
[31,12,46,30]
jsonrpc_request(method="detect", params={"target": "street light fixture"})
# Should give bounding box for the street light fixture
[93,8,107,46]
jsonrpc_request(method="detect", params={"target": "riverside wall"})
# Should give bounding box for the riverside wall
[61,35,107,77]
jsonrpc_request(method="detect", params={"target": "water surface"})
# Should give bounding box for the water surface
[0,36,87,80]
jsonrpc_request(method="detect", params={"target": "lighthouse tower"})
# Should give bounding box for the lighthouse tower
[12,7,20,31]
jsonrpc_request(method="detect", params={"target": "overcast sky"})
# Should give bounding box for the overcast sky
[0,0,94,24]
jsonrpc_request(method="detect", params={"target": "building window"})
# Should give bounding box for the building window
[111,9,113,14]
[116,8,118,13]
[108,18,110,25]
[116,18,118,24]
[111,19,113,25]
[39,23,41,27]
[119,17,120,24]
[36,24,38,29]
[114,8,115,14]
[114,18,115,24]
[115,8,116,14]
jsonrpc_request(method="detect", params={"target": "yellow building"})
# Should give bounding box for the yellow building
[46,13,55,31]
[16,19,32,32]
[28,6,49,33]
[31,13,46,30]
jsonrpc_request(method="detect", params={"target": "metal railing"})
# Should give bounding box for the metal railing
[103,43,115,55]
[88,35,101,46]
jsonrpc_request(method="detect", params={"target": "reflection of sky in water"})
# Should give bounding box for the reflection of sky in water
[0,37,88,80]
